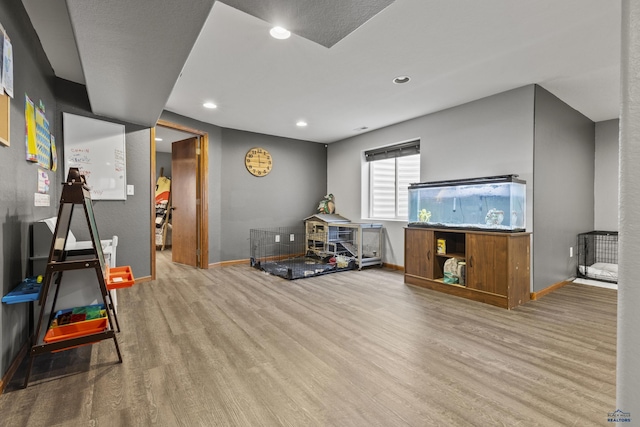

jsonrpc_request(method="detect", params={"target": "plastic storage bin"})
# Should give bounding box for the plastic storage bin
[106,266,135,290]
[44,304,108,343]
[1,276,42,304]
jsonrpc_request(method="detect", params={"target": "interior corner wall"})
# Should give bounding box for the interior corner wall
[595,119,620,231]
[533,86,595,291]
[159,110,223,264]
[220,128,327,261]
[327,86,535,267]
[0,1,60,381]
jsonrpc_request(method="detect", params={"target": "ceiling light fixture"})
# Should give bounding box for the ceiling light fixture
[296,121,308,127]
[203,102,217,109]
[270,26,291,40]
[393,76,411,84]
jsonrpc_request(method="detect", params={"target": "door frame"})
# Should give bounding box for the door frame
[151,119,209,279]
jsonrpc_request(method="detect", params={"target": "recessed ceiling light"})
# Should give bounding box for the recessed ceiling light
[270,26,291,40]
[296,121,308,127]
[155,137,163,141]
[393,76,411,84]
[203,102,217,109]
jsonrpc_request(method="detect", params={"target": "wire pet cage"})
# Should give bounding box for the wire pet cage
[576,231,618,283]
[250,227,355,280]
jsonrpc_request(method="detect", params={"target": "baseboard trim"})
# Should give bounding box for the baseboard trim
[383,263,403,271]
[0,340,29,394]
[530,279,572,301]
[134,275,152,283]
[209,259,249,268]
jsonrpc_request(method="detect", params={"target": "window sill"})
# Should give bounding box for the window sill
[361,217,408,223]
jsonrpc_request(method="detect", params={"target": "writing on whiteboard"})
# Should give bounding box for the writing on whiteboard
[114,148,125,173]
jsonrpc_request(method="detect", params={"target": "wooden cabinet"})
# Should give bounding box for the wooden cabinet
[404,228,434,278]
[404,228,531,309]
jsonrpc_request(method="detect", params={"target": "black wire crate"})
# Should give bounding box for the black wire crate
[250,227,355,280]
[576,230,618,283]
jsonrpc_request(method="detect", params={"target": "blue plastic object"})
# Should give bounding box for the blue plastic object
[2,276,43,304]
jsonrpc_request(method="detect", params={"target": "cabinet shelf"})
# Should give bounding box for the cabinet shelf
[405,227,531,309]
[435,252,465,260]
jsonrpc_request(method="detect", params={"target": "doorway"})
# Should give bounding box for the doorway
[151,120,209,279]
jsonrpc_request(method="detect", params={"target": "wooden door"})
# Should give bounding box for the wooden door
[171,137,199,267]
[404,228,434,279]
[466,234,508,295]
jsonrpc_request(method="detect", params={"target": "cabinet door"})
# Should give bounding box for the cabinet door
[466,234,508,295]
[405,228,434,279]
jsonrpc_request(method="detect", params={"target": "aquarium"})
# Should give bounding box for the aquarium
[408,175,526,231]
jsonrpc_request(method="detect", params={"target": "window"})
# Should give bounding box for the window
[365,140,420,220]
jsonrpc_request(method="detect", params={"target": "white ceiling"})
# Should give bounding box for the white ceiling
[22,0,621,144]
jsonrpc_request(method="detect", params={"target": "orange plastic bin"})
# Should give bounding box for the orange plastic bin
[106,266,135,290]
[44,317,108,343]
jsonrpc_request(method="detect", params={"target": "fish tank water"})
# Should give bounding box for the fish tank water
[408,175,526,231]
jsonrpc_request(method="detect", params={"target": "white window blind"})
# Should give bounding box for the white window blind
[369,153,420,219]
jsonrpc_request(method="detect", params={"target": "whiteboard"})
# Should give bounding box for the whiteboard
[63,113,126,200]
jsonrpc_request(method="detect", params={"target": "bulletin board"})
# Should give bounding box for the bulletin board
[63,113,126,200]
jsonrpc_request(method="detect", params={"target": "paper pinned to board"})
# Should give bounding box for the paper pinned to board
[0,23,13,98]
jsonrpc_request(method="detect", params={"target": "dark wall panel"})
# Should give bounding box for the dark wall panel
[221,128,327,261]
[0,0,60,380]
[533,86,595,290]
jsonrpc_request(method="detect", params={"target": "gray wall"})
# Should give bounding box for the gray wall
[56,79,152,279]
[595,119,619,231]
[0,0,61,381]
[220,128,327,261]
[533,86,595,290]
[156,152,172,180]
[158,113,327,264]
[328,86,536,267]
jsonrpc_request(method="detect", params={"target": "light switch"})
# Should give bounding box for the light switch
[127,185,134,195]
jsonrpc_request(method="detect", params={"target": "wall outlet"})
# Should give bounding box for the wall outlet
[275,235,280,243]
[290,234,295,242]
[569,246,574,257]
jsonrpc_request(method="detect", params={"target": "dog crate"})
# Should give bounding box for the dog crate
[576,231,618,283]
[250,227,355,280]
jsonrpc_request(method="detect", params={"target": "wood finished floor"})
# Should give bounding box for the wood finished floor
[0,250,616,426]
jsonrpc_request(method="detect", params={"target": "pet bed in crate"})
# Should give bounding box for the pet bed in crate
[577,231,618,283]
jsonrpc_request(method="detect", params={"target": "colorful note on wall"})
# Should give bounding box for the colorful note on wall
[0,28,4,91]
[36,107,51,169]
[2,32,13,98]
[25,94,37,162]
[37,168,50,193]
[50,135,58,171]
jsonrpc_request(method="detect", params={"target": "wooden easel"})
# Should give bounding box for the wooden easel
[23,168,122,388]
